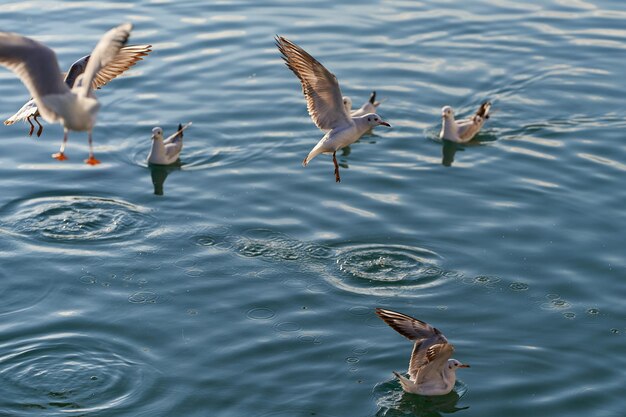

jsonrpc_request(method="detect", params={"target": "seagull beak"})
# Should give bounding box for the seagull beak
[459,364,470,368]
[379,121,391,127]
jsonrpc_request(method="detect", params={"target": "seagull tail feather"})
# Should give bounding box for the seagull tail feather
[302,142,326,167]
[393,371,418,394]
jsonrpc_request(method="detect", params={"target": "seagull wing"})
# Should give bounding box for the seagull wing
[77,23,132,97]
[163,122,192,145]
[90,44,152,89]
[376,308,450,380]
[276,36,351,131]
[456,118,480,140]
[4,98,37,125]
[376,308,448,342]
[411,342,455,383]
[457,101,491,141]
[65,44,151,90]
[0,32,69,121]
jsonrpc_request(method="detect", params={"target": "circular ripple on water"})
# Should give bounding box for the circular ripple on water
[0,332,158,415]
[233,229,306,262]
[246,307,276,320]
[325,244,446,296]
[0,193,156,245]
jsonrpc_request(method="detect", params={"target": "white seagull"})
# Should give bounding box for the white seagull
[148,122,192,165]
[343,91,382,117]
[440,101,491,143]
[4,44,152,138]
[0,23,134,165]
[276,36,390,183]
[376,308,469,396]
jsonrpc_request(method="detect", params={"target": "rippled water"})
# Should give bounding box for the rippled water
[1,1,625,416]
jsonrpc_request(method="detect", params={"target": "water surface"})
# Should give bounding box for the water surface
[0,1,625,416]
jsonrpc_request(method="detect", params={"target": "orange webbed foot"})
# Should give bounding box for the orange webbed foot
[52,152,68,161]
[85,156,101,165]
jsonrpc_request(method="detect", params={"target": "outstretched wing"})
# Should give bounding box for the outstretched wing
[376,308,448,342]
[0,31,69,122]
[376,308,451,380]
[276,36,351,131]
[77,23,132,97]
[65,44,152,90]
[4,98,37,125]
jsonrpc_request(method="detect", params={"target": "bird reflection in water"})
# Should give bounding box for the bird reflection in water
[375,380,469,417]
[442,139,464,167]
[149,162,181,196]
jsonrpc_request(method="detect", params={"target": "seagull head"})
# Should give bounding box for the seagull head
[151,127,163,140]
[342,96,353,112]
[441,106,454,119]
[448,359,470,371]
[364,113,391,128]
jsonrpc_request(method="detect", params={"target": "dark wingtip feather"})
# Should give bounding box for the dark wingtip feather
[475,100,491,118]
[369,91,377,104]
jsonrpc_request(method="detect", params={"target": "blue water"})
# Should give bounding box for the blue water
[1,1,625,416]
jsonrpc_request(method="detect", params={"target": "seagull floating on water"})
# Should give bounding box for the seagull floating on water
[376,308,469,396]
[275,36,390,182]
[4,44,152,138]
[0,23,135,165]
[440,101,491,143]
[343,91,382,118]
[148,122,192,165]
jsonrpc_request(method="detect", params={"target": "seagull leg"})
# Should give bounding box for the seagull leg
[84,130,100,165]
[26,116,35,137]
[333,151,341,183]
[34,115,43,137]
[52,129,69,161]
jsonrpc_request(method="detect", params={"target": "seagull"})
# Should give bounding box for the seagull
[0,23,135,165]
[148,122,192,165]
[440,101,491,143]
[4,44,152,138]
[376,308,469,396]
[343,91,382,117]
[275,36,391,183]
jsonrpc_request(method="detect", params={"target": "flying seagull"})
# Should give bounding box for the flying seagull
[4,43,152,138]
[0,23,134,164]
[276,36,390,182]
[440,101,491,143]
[376,308,469,396]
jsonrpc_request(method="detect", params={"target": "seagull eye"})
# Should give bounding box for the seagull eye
[368,118,371,121]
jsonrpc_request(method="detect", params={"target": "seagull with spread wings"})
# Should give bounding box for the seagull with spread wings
[376,308,469,396]
[4,43,152,138]
[276,36,390,183]
[0,23,135,164]
[440,101,491,143]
